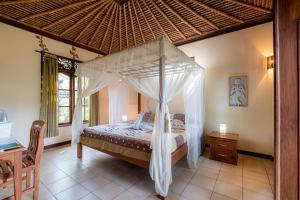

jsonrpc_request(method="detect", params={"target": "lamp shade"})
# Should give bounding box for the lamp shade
[122,115,128,121]
[219,124,227,135]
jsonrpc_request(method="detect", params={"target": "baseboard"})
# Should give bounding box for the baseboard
[44,141,274,161]
[44,140,71,150]
[205,144,274,161]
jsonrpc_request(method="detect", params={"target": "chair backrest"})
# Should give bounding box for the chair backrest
[27,120,46,164]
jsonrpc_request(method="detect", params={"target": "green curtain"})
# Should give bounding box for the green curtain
[39,53,59,138]
[89,92,99,126]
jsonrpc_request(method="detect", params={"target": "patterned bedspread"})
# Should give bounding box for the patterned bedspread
[81,123,186,153]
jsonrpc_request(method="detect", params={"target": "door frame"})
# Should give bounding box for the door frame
[274,0,300,199]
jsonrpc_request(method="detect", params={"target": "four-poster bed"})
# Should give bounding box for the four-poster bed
[77,123,188,168]
[72,37,205,197]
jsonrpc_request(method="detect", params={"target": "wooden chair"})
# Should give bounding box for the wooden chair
[0,120,46,200]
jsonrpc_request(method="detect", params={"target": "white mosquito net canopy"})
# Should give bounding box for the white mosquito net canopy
[72,37,205,197]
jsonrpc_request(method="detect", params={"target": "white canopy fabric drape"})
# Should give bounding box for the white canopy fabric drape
[108,83,130,124]
[71,37,205,197]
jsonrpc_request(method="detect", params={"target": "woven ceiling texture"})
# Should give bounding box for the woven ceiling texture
[0,0,273,55]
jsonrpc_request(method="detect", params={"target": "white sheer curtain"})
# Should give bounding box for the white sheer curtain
[184,69,205,168]
[108,83,130,124]
[72,72,117,144]
[72,37,205,197]
[123,65,194,196]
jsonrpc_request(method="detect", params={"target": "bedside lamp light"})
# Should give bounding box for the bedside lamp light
[267,56,274,70]
[122,115,128,122]
[219,124,227,136]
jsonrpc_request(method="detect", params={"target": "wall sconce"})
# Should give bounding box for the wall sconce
[267,56,274,70]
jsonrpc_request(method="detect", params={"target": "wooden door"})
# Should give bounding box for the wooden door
[275,0,300,199]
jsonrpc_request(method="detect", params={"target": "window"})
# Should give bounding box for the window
[58,73,71,124]
[57,57,89,125]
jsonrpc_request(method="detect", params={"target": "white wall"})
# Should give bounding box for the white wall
[99,86,138,124]
[0,22,274,155]
[142,22,274,155]
[0,23,97,147]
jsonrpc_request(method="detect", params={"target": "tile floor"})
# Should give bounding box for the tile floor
[0,145,274,200]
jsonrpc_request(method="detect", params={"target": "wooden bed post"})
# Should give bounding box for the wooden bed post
[77,143,82,159]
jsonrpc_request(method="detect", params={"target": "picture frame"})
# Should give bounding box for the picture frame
[229,75,248,107]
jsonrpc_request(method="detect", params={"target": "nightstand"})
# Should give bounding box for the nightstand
[207,131,239,165]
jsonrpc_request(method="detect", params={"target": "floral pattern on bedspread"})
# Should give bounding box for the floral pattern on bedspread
[81,124,185,153]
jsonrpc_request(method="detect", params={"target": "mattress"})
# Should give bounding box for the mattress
[80,123,186,162]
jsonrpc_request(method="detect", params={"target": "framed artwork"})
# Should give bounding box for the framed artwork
[229,75,248,107]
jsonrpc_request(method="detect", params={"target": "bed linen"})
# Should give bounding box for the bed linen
[80,123,186,162]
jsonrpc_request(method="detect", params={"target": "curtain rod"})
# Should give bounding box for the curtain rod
[34,50,82,63]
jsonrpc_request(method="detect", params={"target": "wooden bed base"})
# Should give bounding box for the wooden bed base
[77,142,188,169]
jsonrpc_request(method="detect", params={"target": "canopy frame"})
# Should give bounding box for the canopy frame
[72,37,205,197]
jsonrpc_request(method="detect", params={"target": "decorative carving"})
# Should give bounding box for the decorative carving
[35,35,49,52]
[69,46,79,60]
[58,57,74,70]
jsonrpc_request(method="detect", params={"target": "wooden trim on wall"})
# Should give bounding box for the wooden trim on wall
[274,0,300,199]
[298,20,300,198]
[44,140,71,150]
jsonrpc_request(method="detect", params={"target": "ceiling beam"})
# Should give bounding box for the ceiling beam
[134,0,155,39]
[0,0,42,6]
[158,0,202,35]
[42,1,101,30]
[224,0,272,13]
[174,16,272,46]
[128,1,136,46]
[109,6,119,53]
[174,0,218,30]
[119,7,122,51]
[139,0,171,41]
[60,5,101,36]
[147,0,186,39]
[0,15,106,55]
[88,1,114,46]
[189,0,244,23]
[131,0,145,43]
[123,4,129,48]
[75,0,110,42]
[18,0,96,22]
[99,4,117,50]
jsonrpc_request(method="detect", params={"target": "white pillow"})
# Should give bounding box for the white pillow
[171,119,185,130]
[133,112,145,130]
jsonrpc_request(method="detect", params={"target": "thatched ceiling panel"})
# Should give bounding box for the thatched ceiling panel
[0,0,273,55]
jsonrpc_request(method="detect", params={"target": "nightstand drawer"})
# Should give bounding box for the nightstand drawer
[208,132,239,165]
[210,148,237,164]
[210,140,236,151]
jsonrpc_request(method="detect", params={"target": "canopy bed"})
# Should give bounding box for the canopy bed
[72,37,205,197]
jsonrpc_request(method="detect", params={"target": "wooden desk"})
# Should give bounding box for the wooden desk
[0,145,24,200]
[208,131,239,165]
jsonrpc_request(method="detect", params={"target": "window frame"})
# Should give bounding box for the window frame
[58,69,74,126]
[56,57,89,126]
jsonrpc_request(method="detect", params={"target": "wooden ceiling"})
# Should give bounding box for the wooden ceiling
[0,0,273,55]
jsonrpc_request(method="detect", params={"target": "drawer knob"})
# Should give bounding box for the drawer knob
[218,144,227,147]
[218,154,227,157]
